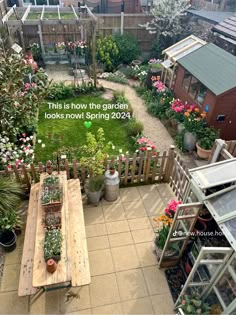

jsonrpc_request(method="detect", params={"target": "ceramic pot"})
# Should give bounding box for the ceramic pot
[0,230,17,252]
[196,142,212,160]
[46,259,57,273]
[177,123,184,135]
[183,132,198,151]
[87,190,102,206]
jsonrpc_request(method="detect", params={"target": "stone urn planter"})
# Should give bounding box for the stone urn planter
[183,132,198,151]
[196,142,212,160]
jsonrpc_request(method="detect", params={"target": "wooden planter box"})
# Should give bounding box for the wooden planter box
[42,200,62,213]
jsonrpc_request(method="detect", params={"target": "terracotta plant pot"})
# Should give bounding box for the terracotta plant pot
[196,142,212,160]
[46,259,57,273]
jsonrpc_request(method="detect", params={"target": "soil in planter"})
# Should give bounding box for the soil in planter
[165,266,186,302]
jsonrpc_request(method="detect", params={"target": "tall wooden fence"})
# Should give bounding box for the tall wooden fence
[0,146,176,191]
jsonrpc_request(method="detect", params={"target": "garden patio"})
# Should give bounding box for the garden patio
[0,183,176,315]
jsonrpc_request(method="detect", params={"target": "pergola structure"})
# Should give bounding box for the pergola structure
[0,4,98,85]
[161,35,206,88]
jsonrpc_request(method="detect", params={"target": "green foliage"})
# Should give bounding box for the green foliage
[177,291,210,315]
[112,91,133,117]
[0,209,22,231]
[80,128,112,177]
[106,74,128,84]
[0,52,49,140]
[86,175,104,192]
[197,127,220,150]
[155,225,170,250]
[175,132,185,152]
[0,178,21,213]
[113,33,140,65]
[96,35,119,71]
[126,119,144,137]
[151,39,163,59]
[47,83,75,100]
[44,228,63,261]
[118,66,138,79]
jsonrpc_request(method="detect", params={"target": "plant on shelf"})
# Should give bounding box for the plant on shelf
[66,40,87,56]
[196,127,220,159]
[44,228,63,262]
[177,291,210,315]
[55,42,66,54]
[43,212,61,229]
[80,128,112,205]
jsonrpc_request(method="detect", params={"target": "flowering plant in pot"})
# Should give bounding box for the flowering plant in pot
[55,42,66,54]
[177,291,210,315]
[44,228,63,262]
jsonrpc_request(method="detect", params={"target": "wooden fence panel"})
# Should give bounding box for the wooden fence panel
[0,148,180,189]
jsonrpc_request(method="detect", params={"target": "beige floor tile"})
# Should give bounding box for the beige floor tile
[150,294,174,315]
[108,232,133,248]
[142,195,165,217]
[128,217,152,231]
[90,274,120,307]
[86,224,107,238]
[0,263,20,292]
[88,249,114,276]
[131,229,155,244]
[111,245,140,271]
[4,246,23,265]
[87,236,110,252]
[92,302,123,315]
[120,187,141,202]
[135,242,157,267]
[0,291,29,314]
[123,201,147,219]
[30,290,59,314]
[103,203,127,222]
[102,196,122,205]
[156,184,176,200]
[84,207,105,225]
[65,309,91,315]
[59,286,91,313]
[142,266,170,295]
[106,220,130,235]
[137,185,159,197]
[116,269,148,301]
[121,297,154,315]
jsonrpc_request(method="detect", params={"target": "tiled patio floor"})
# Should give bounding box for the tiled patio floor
[0,184,177,315]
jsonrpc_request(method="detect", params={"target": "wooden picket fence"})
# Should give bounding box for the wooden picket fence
[0,146,176,191]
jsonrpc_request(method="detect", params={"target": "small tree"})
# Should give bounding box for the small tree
[113,33,140,65]
[0,50,50,140]
[140,0,191,56]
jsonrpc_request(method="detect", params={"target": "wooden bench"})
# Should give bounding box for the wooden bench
[18,184,39,297]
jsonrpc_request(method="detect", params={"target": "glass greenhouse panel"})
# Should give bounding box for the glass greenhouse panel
[206,189,236,217]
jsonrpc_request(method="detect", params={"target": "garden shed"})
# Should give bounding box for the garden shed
[173,43,236,140]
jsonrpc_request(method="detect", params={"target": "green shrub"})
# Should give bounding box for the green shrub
[118,66,138,79]
[96,35,119,71]
[113,91,133,117]
[107,74,128,84]
[47,83,75,100]
[133,85,148,96]
[126,118,144,137]
[114,33,140,65]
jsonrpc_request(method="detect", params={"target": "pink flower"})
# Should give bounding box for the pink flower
[22,133,26,137]
[25,83,31,90]
[182,300,186,305]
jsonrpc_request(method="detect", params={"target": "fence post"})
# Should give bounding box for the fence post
[163,145,175,183]
[21,164,31,191]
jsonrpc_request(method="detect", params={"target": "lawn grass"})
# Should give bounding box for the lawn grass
[27,13,42,20]
[60,13,76,19]
[35,95,133,163]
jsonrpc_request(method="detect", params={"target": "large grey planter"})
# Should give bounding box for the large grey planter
[183,131,198,151]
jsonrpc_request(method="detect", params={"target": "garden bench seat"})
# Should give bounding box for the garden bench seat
[18,183,39,297]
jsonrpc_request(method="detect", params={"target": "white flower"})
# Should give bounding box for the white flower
[147,147,152,151]
[26,137,30,141]
[119,149,122,153]
[112,145,115,150]
[38,139,42,144]
[126,151,129,154]
[135,150,139,153]
[30,135,34,140]
[41,143,45,148]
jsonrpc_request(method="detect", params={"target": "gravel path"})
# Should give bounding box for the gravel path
[99,79,174,153]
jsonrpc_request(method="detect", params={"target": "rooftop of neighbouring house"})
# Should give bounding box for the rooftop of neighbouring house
[187,9,235,24]
[212,13,236,41]
[177,43,236,96]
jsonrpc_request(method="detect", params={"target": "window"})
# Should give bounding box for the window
[189,76,198,99]
[182,70,207,105]
[196,83,207,105]
[182,70,191,91]
[23,0,59,5]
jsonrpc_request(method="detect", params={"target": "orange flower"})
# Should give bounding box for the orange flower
[201,111,206,118]
[194,107,200,113]
[184,112,190,117]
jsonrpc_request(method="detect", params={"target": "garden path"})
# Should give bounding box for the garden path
[99,80,174,153]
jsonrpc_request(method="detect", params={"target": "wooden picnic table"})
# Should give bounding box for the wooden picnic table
[18,172,90,296]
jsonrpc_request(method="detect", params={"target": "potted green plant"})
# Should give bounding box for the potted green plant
[43,175,60,190]
[44,228,63,262]
[109,165,116,175]
[80,128,112,205]
[177,291,210,315]
[196,127,219,160]
[0,178,22,252]
[41,188,62,212]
